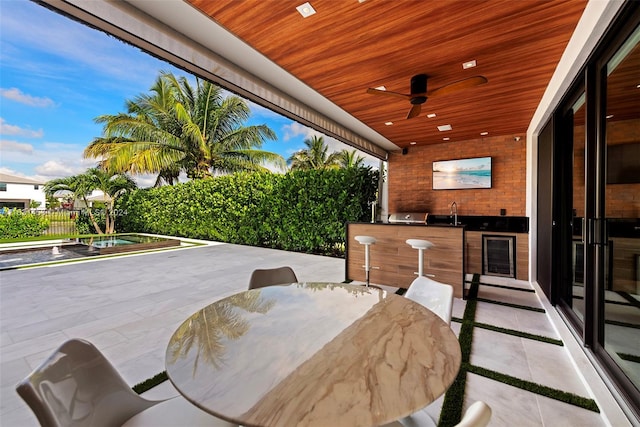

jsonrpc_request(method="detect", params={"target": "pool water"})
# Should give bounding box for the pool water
[78,234,171,248]
[0,246,87,269]
[0,234,181,269]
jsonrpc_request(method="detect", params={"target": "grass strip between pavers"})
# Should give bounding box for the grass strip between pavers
[465,281,536,293]
[466,364,600,413]
[438,274,480,427]
[133,371,168,394]
[605,319,640,329]
[472,321,564,346]
[617,291,640,309]
[475,297,546,313]
[439,273,599,425]
[571,294,635,308]
[618,353,640,363]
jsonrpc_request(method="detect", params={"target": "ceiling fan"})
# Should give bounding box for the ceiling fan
[366,74,488,119]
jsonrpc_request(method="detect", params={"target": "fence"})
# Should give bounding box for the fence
[32,209,80,236]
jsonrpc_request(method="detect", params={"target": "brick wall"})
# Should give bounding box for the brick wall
[387,135,526,216]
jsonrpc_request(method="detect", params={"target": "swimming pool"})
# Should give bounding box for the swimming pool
[0,234,182,270]
[77,234,181,254]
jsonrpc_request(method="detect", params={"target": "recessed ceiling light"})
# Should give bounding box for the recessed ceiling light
[636,84,640,88]
[410,141,417,145]
[358,0,367,3]
[375,85,386,91]
[426,113,436,118]
[437,124,452,132]
[385,121,393,126]
[480,131,489,136]
[443,137,450,141]
[296,2,316,17]
[462,60,477,69]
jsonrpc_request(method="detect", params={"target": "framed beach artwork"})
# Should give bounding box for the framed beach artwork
[432,156,492,190]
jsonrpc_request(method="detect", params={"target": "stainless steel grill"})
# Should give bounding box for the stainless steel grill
[388,212,428,224]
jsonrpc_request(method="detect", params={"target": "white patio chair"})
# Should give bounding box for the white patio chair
[16,338,236,427]
[405,275,454,325]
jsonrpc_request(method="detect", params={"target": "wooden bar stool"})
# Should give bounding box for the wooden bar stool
[354,235,377,287]
[406,239,434,277]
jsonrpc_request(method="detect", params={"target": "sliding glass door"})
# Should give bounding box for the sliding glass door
[549,4,640,416]
[600,20,640,399]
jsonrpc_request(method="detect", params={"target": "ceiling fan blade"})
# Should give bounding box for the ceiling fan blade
[428,76,488,97]
[407,104,421,119]
[366,87,411,99]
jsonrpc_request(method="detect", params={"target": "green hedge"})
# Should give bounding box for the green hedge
[0,210,50,239]
[117,168,378,256]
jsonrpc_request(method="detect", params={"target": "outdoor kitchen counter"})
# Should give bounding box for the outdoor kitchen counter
[346,222,464,297]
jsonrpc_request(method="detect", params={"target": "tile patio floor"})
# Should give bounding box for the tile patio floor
[0,240,633,426]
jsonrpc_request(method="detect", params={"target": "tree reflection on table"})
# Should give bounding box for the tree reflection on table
[168,290,276,376]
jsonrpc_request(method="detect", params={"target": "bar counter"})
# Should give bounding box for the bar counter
[346,222,465,297]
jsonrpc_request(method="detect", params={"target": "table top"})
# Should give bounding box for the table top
[165,283,461,427]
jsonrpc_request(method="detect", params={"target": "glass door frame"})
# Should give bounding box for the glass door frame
[554,83,591,341]
[590,4,640,414]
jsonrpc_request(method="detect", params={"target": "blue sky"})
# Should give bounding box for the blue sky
[0,1,375,187]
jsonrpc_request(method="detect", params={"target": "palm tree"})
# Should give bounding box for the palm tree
[338,149,366,169]
[44,168,136,234]
[84,71,285,183]
[288,136,341,170]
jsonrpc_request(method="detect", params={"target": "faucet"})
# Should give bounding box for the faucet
[450,201,458,226]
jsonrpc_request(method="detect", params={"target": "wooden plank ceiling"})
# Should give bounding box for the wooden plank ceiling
[187,0,587,149]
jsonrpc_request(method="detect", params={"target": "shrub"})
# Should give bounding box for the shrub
[75,209,106,235]
[0,209,50,239]
[117,168,378,256]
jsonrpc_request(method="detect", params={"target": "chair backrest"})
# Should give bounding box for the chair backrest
[248,266,298,290]
[455,401,492,427]
[16,338,155,427]
[404,276,454,325]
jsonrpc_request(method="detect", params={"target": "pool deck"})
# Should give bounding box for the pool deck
[0,240,632,426]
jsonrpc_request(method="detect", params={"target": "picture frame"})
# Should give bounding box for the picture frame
[432,156,492,190]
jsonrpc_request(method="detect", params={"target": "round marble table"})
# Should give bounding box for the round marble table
[165,283,461,427]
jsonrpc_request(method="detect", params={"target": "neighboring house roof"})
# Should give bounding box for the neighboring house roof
[0,173,45,185]
[86,191,112,202]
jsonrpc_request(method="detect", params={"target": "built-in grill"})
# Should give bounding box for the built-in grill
[388,212,429,224]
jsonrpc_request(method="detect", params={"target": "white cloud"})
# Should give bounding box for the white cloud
[0,88,54,108]
[0,2,184,93]
[282,122,319,142]
[35,160,86,178]
[132,173,158,189]
[0,118,44,138]
[0,139,34,154]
